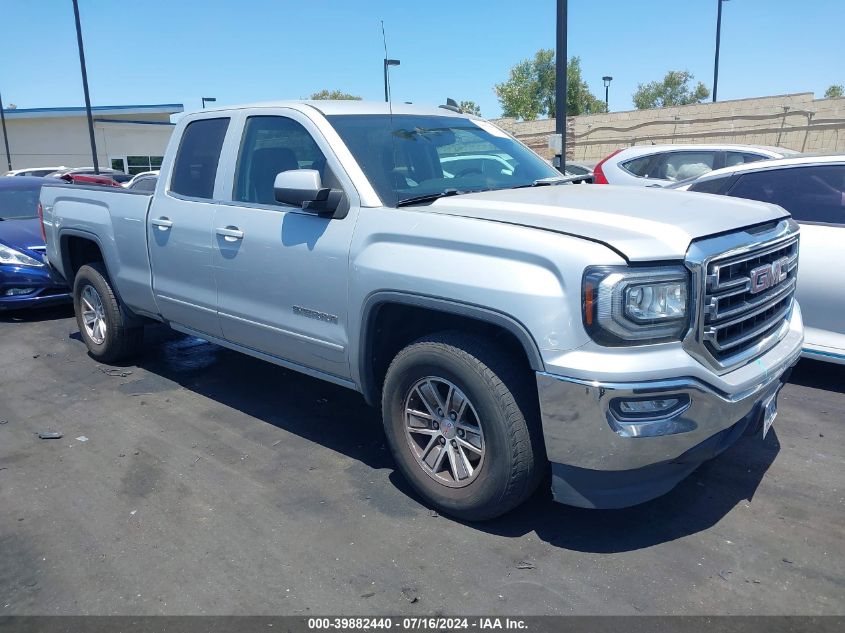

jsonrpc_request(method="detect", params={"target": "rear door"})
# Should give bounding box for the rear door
[148,116,229,336]
[211,109,359,378]
[726,164,845,355]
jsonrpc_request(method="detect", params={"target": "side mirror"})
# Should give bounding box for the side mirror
[274,169,331,210]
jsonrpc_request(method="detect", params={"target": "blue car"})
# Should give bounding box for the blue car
[0,177,70,310]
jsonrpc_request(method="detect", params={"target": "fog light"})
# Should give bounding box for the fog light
[608,394,694,438]
[618,398,681,415]
[5,288,34,296]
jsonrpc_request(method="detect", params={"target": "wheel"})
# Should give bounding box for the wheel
[73,262,143,363]
[381,332,546,521]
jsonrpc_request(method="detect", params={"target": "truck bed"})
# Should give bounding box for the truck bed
[41,183,159,317]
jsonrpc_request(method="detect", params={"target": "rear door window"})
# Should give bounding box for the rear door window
[170,118,230,199]
[727,165,845,226]
[653,151,717,181]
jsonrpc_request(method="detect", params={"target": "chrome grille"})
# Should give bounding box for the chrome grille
[702,237,799,362]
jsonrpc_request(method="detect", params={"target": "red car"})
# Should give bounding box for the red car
[59,173,123,187]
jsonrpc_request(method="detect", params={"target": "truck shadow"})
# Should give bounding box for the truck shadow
[472,430,780,553]
[118,326,780,553]
[130,326,394,472]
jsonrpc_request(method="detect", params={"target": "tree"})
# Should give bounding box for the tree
[309,89,362,100]
[825,84,844,98]
[458,100,482,116]
[632,70,710,110]
[494,50,606,120]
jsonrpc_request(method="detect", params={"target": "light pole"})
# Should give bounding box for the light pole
[201,97,216,109]
[713,0,729,102]
[0,90,11,171]
[554,0,568,173]
[383,59,400,102]
[72,0,99,174]
[602,76,613,112]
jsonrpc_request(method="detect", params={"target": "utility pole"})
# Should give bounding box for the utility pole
[555,0,568,173]
[72,0,99,173]
[0,90,11,171]
[713,0,728,102]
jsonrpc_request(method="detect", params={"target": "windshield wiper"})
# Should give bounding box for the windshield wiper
[396,188,465,207]
[512,177,570,189]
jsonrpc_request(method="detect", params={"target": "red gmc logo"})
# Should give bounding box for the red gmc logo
[749,256,789,294]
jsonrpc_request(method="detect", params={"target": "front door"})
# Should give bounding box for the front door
[212,112,357,378]
[148,116,230,337]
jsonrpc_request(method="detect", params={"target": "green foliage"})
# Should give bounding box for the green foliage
[494,50,606,120]
[824,84,844,98]
[632,71,710,110]
[310,89,362,100]
[458,100,482,116]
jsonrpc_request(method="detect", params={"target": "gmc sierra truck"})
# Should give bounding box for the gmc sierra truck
[40,101,804,520]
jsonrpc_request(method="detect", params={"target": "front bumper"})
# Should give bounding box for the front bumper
[537,304,803,509]
[0,264,71,311]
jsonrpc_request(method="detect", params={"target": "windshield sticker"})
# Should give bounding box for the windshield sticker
[471,119,510,139]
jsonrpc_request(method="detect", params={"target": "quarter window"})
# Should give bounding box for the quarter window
[234,116,334,206]
[621,156,652,177]
[170,118,230,199]
[689,176,731,195]
[727,165,845,226]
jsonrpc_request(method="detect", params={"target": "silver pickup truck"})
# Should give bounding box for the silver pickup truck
[40,101,804,520]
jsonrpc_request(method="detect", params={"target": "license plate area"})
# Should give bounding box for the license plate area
[761,390,779,438]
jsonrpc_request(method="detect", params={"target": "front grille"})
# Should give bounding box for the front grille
[701,237,799,362]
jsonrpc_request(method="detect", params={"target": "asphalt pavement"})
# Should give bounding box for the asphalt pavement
[1,306,843,615]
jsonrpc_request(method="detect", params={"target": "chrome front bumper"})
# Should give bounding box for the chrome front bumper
[537,304,803,508]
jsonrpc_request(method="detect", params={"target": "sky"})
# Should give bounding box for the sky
[1,0,843,119]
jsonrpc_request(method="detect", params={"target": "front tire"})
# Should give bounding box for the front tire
[73,262,143,363]
[382,332,545,521]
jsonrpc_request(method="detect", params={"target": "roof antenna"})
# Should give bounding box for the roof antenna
[440,97,463,113]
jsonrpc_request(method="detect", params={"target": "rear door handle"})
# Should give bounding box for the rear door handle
[151,217,173,230]
[216,226,244,241]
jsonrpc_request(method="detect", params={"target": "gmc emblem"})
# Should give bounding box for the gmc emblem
[749,256,789,294]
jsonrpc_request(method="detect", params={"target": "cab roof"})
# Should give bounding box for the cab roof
[198,100,474,118]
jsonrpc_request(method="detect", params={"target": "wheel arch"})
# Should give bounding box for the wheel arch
[60,229,144,325]
[357,292,544,406]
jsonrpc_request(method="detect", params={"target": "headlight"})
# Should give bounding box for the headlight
[0,243,44,267]
[583,265,689,345]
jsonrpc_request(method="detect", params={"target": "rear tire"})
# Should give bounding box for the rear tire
[73,262,143,363]
[381,331,546,521]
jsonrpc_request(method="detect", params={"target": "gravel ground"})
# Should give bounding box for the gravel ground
[1,306,843,615]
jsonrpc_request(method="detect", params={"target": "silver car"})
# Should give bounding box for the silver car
[593,144,797,187]
[672,154,845,364]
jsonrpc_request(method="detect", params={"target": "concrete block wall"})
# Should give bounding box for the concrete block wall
[494,93,845,161]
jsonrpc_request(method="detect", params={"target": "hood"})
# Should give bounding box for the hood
[0,217,47,261]
[426,185,789,261]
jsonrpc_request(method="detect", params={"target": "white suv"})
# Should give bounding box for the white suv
[593,144,797,187]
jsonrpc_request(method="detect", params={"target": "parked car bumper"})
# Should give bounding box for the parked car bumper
[537,304,803,509]
[0,264,71,311]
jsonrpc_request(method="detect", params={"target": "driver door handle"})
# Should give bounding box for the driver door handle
[216,226,244,241]
[151,217,173,230]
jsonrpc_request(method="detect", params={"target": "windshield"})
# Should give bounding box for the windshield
[326,114,561,206]
[0,184,41,220]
